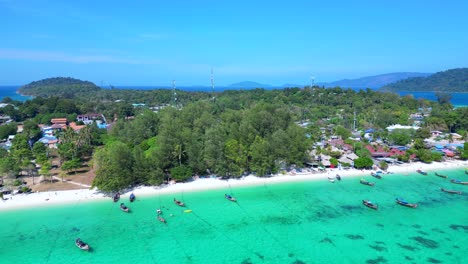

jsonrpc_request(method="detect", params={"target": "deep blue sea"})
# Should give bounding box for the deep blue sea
[1,86,467,107]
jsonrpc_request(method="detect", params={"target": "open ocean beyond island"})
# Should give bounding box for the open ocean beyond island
[0,86,467,106]
[1,169,467,264]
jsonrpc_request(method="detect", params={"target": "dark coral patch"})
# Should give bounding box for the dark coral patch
[427,257,442,263]
[375,241,386,245]
[320,237,333,244]
[376,224,385,228]
[397,243,419,251]
[345,234,364,240]
[449,224,468,231]
[410,236,439,249]
[292,260,306,264]
[369,244,387,252]
[417,230,429,236]
[431,228,445,234]
[412,224,422,229]
[366,256,387,264]
[405,256,414,261]
[288,253,295,257]
[241,258,253,264]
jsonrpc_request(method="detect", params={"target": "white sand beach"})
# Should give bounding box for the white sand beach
[1,160,467,211]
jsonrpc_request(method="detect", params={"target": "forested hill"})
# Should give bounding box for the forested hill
[379,68,468,92]
[18,77,101,98]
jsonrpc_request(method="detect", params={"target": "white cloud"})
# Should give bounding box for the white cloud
[0,48,159,64]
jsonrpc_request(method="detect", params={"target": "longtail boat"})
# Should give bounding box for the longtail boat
[440,188,462,195]
[362,200,378,210]
[395,198,417,208]
[360,178,375,186]
[75,238,90,251]
[371,172,382,179]
[450,179,468,185]
[174,198,185,207]
[416,169,427,175]
[434,172,448,179]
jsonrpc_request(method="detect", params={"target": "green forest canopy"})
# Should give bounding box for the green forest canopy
[380,68,468,92]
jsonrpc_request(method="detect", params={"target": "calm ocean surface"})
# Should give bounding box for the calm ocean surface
[1,169,466,264]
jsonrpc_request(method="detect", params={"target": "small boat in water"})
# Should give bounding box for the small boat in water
[360,178,375,186]
[120,203,129,212]
[434,172,448,179]
[440,188,462,195]
[75,238,90,251]
[174,198,185,207]
[112,192,120,202]
[450,179,468,185]
[157,215,166,224]
[371,172,382,179]
[129,193,136,202]
[225,194,237,202]
[327,176,335,183]
[416,169,427,175]
[336,174,341,181]
[362,200,378,210]
[395,198,417,208]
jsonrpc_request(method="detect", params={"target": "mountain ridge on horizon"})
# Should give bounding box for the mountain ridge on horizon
[230,72,432,89]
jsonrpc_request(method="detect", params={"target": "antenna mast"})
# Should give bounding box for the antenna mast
[172,80,177,107]
[211,68,215,101]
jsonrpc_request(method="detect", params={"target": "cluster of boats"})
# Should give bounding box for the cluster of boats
[361,169,467,211]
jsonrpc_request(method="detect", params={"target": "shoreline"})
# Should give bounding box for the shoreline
[1,160,467,211]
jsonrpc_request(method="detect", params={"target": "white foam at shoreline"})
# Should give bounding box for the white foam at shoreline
[1,160,466,211]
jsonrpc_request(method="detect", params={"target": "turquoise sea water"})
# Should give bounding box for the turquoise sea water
[1,169,467,264]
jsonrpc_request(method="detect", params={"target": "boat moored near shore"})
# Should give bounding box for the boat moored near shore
[450,179,468,185]
[360,178,375,186]
[416,169,428,175]
[440,188,462,194]
[395,198,417,208]
[434,172,448,178]
[120,203,129,212]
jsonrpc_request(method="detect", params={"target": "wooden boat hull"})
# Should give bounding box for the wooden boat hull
[362,200,378,210]
[371,173,382,179]
[417,170,428,175]
[434,172,448,178]
[225,195,237,202]
[395,199,417,208]
[129,193,135,202]
[113,193,120,202]
[441,188,462,194]
[174,199,185,207]
[75,239,90,251]
[450,179,468,185]
[360,179,375,186]
[157,216,166,223]
[120,203,129,212]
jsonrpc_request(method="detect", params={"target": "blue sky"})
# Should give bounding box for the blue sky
[0,0,467,86]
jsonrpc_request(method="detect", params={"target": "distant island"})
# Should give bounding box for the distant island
[228,81,273,89]
[380,68,468,93]
[18,77,101,98]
